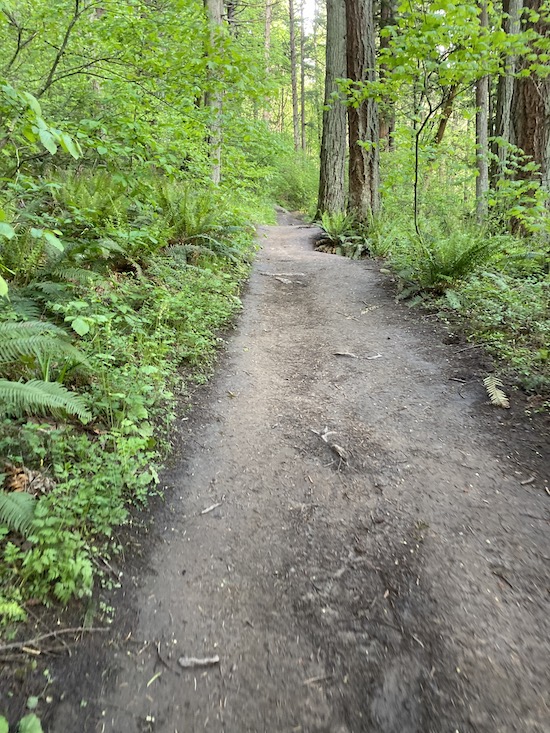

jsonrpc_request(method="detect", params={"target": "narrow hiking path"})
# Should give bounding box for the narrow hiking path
[52,216,548,733]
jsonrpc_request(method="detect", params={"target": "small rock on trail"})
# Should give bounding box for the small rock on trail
[45,214,549,733]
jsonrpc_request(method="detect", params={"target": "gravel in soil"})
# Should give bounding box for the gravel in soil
[1,214,549,733]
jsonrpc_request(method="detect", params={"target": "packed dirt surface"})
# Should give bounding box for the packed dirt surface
[4,214,550,732]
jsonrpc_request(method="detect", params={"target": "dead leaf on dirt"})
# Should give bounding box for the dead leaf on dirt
[483,375,510,409]
[3,463,56,496]
[333,351,358,359]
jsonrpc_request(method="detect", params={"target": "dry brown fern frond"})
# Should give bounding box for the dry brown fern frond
[483,375,510,409]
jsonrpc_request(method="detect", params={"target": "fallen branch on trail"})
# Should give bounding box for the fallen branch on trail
[0,626,109,654]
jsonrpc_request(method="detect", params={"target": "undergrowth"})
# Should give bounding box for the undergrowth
[0,170,259,625]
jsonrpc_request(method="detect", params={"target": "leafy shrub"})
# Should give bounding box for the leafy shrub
[388,229,502,296]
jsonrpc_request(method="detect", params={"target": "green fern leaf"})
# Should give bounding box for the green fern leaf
[0,321,88,365]
[444,289,462,310]
[0,491,36,536]
[483,375,510,409]
[0,379,91,421]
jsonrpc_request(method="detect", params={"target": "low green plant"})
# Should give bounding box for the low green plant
[389,229,502,297]
[317,211,370,259]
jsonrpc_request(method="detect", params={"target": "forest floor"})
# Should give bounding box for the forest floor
[3,213,550,732]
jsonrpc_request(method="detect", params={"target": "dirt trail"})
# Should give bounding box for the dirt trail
[50,215,548,733]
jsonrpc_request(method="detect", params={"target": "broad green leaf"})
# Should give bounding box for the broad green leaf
[0,276,8,297]
[30,228,43,239]
[96,145,108,155]
[27,696,39,710]
[21,92,41,116]
[59,133,81,160]
[18,714,44,733]
[0,222,15,239]
[0,715,8,733]
[43,231,64,251]
[38,129,57,155]
[71,317,90,336]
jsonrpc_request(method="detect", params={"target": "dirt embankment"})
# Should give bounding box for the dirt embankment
[2,215,549,733]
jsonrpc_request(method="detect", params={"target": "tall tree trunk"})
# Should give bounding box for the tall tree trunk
[317,0,347,216]
[300,0,306,150]
[204,0,224,184]
[289,0,300,150]
[491,0,522,183]
[378,0,396,150]
[263,0,273,124]
[476,1,489,221]
[345,0,380,222]
[511,0,550,197]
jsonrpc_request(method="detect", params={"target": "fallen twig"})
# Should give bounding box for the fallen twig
[311,427,349,463]
[178,654,220,669]
[303,674,332,686]
[0,626,109,654]
[456,343,485,353]
[201,502,222,515]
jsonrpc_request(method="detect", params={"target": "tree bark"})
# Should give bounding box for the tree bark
[204,0,224,184]
[476,1,489,222]
[263,0,273,124]
[511,0,550,196]
[300,0,306,150]
[378,0,396,149]
[345,0,380,222]
[289,0,300,150]
[491,0,522,182]
[434,84,459,145]
[317,0,347,216]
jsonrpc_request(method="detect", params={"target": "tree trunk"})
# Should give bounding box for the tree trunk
[378,0,396,150]
[345,0,380,222]
[511,0,550,197]
[289,0,300,150]
[434,84,459,145]
[476,1,489,222]
[300,0,306,150]
[317,0,347,216]
[491,0,522,183]
[263,0,273,124]
[204,0,224,184]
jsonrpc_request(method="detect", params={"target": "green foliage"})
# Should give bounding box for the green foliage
[388,229,501,295]
[0,380,91,421]
[0,713,43,733]
[0,320,86,366]
[317,211,370,260]
[270,147,319,212]
[440,272,550,392]
[0,491,36,536]
[0,167,254,616]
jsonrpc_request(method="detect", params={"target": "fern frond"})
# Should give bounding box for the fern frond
[0,490,36,536]
[0,320,66,338]
[444,289,462,310]
[46,266,104,285]
[0,379,91,421]
[1,296,42,320]
[483,375,510,409]
[0,321,87,365]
